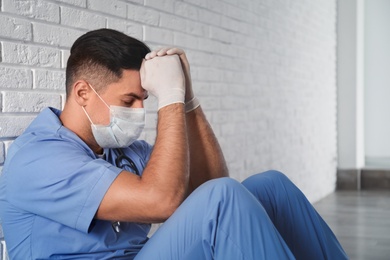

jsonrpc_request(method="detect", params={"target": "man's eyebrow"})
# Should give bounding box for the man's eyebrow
[123,92,149,99]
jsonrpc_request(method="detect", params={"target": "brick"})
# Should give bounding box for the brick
[0,16,32,41]
[174,1,198,20]
[144,26,173,45]
[34,69,66,91]
[0,66,33,89]
[205,0,229,15]
[127,5,160,26]
[125,23,143,42]
[198,96,220,111]
[145,0,174,13]
[3,0,60,23]
[209,110,229,125]
[2,42,61,68]
[209,26,234,44]
[33,23,84,48]
[0,115,35,138]
[61,49,70,69]
[183,50,212,67]
[173,31,198,49]
[194,82,225,97]
[219,122,238,136]
[54,0,86,7]
[185,20,209,36]
[220,96,246,110]
[183,0,208,9]
[220,16,242,32]
[106,18,127,33]
[209,55,242,71]
[198,8,221,27]
[223,2,250,22]
[60,6,106,30]
[2,91,61,112]
[121,0,143,4]
[107,18,143,40]
[223,70,250,84]
[87,0,126,18]
[159,13,186,32]
[193,66,222,82]
[196,38,220,53]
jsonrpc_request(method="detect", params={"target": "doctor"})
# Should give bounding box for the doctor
[0,28,347,259]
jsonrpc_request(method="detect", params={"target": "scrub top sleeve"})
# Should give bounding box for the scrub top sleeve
[6,143,123,234]
[76,164,122,233]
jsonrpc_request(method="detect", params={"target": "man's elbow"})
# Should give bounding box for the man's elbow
[151,189,185,222]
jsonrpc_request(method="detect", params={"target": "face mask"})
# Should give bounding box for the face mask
[82,84,145,148]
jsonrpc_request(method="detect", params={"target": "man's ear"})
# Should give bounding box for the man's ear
[73,80,90,106]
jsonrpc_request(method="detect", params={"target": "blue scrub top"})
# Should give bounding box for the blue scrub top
[0,107,153,259]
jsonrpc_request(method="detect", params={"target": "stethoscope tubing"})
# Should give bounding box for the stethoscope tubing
[115,148,139,175]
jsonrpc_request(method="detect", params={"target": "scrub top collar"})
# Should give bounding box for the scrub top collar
[27,107,100,160]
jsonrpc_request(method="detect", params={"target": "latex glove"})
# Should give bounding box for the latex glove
[146,47,194,103]
[140,55,185,110]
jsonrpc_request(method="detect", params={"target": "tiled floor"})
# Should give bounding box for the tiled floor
[314,190,390,260]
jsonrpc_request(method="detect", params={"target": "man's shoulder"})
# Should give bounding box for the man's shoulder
[10,107,63,147]
[9,107,90,158]
[4,111,94,177]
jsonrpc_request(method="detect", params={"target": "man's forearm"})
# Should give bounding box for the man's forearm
[186,106,229,193]
[142,104,189,211]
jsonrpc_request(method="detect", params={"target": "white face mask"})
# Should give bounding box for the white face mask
[82,84,145,148]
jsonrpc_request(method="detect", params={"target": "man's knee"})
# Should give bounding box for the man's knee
[243,170,289,187]
[262,170,290,182]
[200,177,242,192]
[190,177,248,205]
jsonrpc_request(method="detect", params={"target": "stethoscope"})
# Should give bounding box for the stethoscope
[115,148,139,175]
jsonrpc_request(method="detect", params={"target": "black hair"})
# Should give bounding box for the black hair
[65,28,150,97]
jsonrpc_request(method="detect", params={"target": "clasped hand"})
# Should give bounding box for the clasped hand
[140,48,193,110]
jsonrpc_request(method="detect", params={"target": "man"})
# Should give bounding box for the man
[0,29,347,259]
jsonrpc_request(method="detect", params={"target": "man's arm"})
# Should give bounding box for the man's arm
[186,106,229,193]
[146,48,229,193]
[96,56,189,223]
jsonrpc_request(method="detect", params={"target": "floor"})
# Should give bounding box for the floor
[314,190,390,260]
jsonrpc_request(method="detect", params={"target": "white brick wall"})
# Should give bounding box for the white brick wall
[0,0,337,254]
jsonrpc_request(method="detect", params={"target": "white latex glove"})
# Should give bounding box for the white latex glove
[140,55,185,110]
[145,47,194,103]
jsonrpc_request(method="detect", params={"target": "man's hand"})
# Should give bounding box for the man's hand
[140,55,185,110]
[145,47,194,103]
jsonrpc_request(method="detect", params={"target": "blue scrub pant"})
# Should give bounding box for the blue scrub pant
[135,170,348,259]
